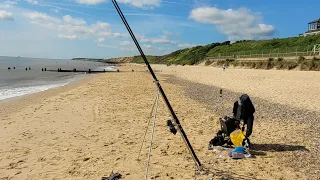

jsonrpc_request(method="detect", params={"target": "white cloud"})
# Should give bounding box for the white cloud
[143,44,152,49]
[63,15,86,25]
[118,40,136,51]
[117,0,161,8]
[189,7,275,40]
[98,43,117,48]
[192,0,211,8]
[0,10,14,21]
[139,35,178,45]
[97,31,112,37]
[26,0,39,5]
[98,31,127,38]
[58,34,77,40]
[22,10,196,56]
[93,22,109,29]
[92,22,111,33]
[158,47,165,51]
[113,32,125,37]
[26,11,60,23]
[136,33,198,50]
[0,4,11,8]
[163,31,180,36]
[76,0,106,5]
[64,25,94,34]
[178,43,199,48]
[32,22,94,35]
[25,11,125,40]
[163,31,173,36]
[120,41,132,46]
[51,8,59,13]
[96,37,105,42]
[5,1,17,5]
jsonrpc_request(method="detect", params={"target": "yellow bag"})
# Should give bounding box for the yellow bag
[230,129,246,146]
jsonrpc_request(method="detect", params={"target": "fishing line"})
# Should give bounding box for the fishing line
[137,90,160,160]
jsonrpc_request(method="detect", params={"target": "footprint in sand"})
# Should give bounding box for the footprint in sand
[7,159,26,170]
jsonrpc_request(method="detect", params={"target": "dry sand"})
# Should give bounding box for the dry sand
[152,65,320,112]
[0,64,319,179]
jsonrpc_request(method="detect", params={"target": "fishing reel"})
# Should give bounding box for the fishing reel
[167,120,177,135]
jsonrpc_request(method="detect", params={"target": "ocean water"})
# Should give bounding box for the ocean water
[0,56,115,101]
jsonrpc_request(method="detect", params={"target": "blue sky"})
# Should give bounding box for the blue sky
[0,0,319,59]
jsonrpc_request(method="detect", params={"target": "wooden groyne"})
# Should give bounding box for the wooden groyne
[7,67,120,73]
[43,68,119,73]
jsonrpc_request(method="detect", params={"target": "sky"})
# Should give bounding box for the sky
[0,0,319,59]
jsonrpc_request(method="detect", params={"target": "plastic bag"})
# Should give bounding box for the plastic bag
[230,129,246,146]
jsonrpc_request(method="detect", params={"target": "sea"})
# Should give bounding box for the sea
[0,56,116,101]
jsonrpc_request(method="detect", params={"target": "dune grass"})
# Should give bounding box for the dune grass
[206,56,320,71]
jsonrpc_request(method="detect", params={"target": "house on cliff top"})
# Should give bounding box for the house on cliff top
[300,18,320,36]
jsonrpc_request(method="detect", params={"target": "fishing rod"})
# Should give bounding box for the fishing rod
[111,0,202,170]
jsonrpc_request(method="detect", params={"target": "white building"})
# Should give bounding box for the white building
[300,18,320,36]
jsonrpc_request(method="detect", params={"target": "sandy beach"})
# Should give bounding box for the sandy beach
[0,64,319,180]
[152,65,320,112]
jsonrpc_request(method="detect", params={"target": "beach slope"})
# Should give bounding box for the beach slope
[0,64,319,179]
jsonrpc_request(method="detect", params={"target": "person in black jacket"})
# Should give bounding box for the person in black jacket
[233,94,255,138]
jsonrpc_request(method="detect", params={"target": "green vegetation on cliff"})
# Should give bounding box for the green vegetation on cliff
[131,34,320,65]
[205,56,320,71]
[206,35,320,56]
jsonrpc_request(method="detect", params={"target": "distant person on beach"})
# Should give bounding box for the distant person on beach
[223,63,226,71]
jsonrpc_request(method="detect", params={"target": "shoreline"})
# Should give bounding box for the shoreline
[0,74,85,103]
[0,63,120,106]
[0,64,319,179]
[0,74,99,117]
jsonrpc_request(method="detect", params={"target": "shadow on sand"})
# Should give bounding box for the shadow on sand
[205,169,263,180]
[251,143,309,152]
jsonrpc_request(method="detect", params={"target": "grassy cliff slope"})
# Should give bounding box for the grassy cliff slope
[129,34,320,65]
